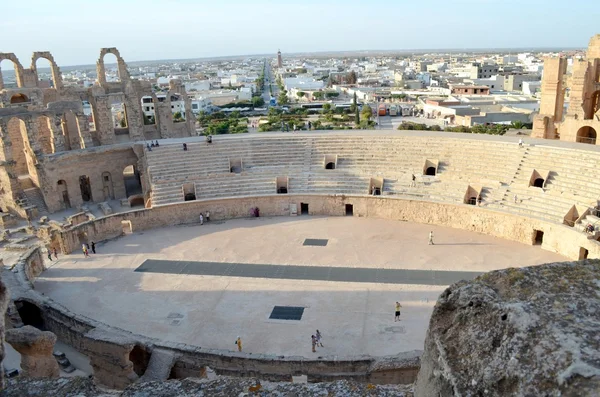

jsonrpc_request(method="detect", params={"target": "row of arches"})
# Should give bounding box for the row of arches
[0,52,62,90]
[0,47,134,92]
[57,166,142,210]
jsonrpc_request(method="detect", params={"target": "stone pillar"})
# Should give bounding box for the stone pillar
[123,85,144,141]
[0,123,25,213]
[5,325,60,378]
[76,113,94,148]
[155,100,173,138]
[96,59,107,86]
[532,57,567,139]
[92,96,116,145]
[49,115,65,152]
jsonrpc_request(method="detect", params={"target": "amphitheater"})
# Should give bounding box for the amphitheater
[1,36,600,393]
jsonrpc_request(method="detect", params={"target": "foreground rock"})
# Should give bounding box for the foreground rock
[5,377,414,396]
[5,325,60,379]
[0,277,8,389]
[415,260,600,396]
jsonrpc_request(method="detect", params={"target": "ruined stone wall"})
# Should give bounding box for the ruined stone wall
[37,146,139,212]
[56,195,600,260]
[533,34,600,144]
[0,46,199,218]
[21,248,45,283]
[6,118,29,176]
[14,288,418,389]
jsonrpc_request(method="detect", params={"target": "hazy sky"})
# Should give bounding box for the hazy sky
[1,0,598,67]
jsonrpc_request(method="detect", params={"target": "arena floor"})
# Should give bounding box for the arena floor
[36,216,565,358]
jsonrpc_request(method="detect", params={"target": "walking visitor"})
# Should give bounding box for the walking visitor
[316,330,324,347]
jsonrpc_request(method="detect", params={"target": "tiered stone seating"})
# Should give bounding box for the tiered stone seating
[145,133,600,229]
[485,145,600,223]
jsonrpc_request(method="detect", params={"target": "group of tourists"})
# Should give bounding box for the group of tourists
[146,141,160,151]
[81,242,97,257]
[46,247,59,261]
[199,211,210,225]
[311,330,324,352]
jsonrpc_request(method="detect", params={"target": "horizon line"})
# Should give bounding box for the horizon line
[0,45,586,71]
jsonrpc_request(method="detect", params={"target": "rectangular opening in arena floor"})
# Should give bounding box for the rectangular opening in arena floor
[269,306,304,320]
[134,260,483,285]
[303,239,328,246]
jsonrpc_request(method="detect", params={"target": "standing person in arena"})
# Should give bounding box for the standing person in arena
[235,336,242,352]
[428,231,434,245]
[311,335,317,352]
[395,301,402,321]
[205,211,210,222]
[91,241,96,254]
[199,213,204,225]
[316,330,324,347]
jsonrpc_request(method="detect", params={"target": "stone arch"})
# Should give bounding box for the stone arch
[30,51,63,90]
[10,93,29,104]
[0,53,25,89]
[169,92,186,122]
[123,165,142,197]
[79,175,92,202]
[576,126,597,144]
[57,179,71,209]
[96,47,130,86]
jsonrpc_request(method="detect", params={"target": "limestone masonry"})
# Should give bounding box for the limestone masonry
[533,35,600,143]
[0,48,194,218]
[1,36,600,395]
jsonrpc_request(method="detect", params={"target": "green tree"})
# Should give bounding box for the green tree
[510,120,525,129]
[277,92,288,105]
[361,104,372,121]
[173,111,184,122]
[297,91,306,98]
[119,117,127,128]
[251,96,265,107]
[322,103,332,113]
[313,91,324,100]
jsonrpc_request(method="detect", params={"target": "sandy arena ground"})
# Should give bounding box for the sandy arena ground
[36,216,565,358]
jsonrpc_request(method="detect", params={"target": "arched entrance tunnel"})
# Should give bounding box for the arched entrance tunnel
[15,300,45,330]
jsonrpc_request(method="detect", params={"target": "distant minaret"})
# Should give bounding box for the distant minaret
[277,49,283,69]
